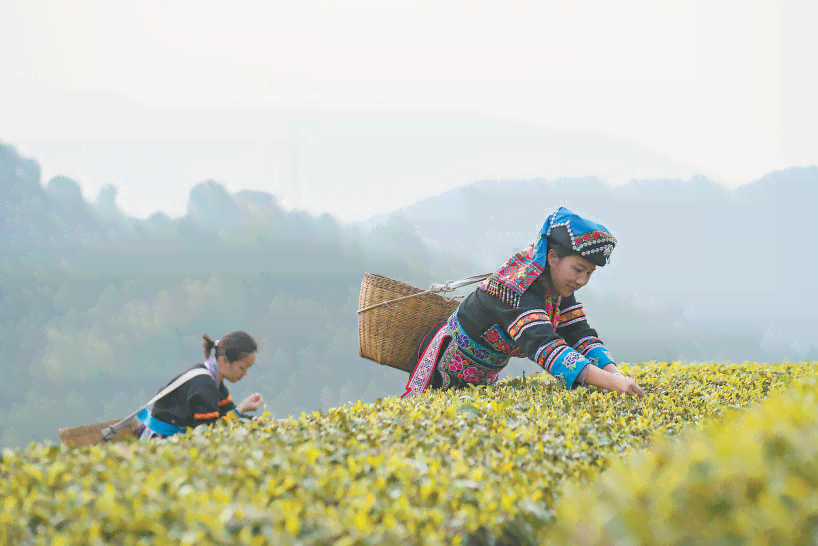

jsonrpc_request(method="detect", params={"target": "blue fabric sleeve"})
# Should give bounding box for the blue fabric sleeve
[585,345,616,369]
[556,293,617,369]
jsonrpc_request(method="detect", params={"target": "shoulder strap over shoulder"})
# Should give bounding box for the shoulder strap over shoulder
[98,367,214,443]
[147,368,213,408]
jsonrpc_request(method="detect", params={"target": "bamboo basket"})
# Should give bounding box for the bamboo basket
[358,272,462,373]
[58,417,140,448]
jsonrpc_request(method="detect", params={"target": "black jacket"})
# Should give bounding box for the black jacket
[150,363,239,429]
[456,275,614,387]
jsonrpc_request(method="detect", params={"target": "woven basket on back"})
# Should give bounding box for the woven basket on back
[358,272,462,373]
[58,417,140,448]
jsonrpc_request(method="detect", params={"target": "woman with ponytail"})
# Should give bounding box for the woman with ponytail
[133,330,264,441]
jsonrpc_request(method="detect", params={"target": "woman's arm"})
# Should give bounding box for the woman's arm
[188,382,243,427]
[489,290,592,389]
[602,363,621,375]
[556,294,618,370]
[216,388,264,419]
[553,295,645,395]
[583,365,645,397]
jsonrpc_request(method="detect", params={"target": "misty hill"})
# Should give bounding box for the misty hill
[1,141,464,448]
[2,139,816,449]
[359,167,818,357]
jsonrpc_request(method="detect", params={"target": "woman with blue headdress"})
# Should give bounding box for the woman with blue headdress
[401,207,646,399]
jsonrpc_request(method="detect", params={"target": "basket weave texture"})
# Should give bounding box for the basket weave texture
[358,272,461,373]
[58,417,139,448]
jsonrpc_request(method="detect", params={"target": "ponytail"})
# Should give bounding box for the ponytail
[202,331,257,362]
[202,334,217,359]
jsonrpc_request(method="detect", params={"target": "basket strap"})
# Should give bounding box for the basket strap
[357,273,492,315]
[429,273,492,293]
[96,368,213,444]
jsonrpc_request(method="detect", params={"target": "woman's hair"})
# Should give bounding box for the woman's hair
[202,331,258,363]
[546,236,582,261]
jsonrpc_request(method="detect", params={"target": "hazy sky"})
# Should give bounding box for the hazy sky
[2,0,816,222]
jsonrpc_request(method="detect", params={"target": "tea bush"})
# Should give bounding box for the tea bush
[543,370,818,546]
[1,361,813,545]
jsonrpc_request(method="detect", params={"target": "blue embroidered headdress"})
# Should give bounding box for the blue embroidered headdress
[479,207,617,307]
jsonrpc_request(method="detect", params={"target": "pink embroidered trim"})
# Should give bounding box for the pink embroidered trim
[401,325,451,399]
[203,356,220,383]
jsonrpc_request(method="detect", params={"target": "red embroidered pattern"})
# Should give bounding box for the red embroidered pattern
[574,336,604,355]
[194,412,219,420]
[217,396,232,407]
[536,339,569,372]
[481,325,526,357]
[442,349,507,386]
[544,294,562,329]
[508,311,550,339]
[559,307,586,325]
[573,230,615,246]
[402,324,452,399]
[480,246,545,307]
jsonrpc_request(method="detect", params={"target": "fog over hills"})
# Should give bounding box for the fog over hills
[360,167,818,364]
[14,116,704,223]
[2,139,816,448]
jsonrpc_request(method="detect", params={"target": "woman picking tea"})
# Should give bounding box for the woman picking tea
[402,207,645,399]
[133,330,264,441]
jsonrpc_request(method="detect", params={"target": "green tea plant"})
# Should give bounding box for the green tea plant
[1,361,813,546]
[544,369,818,546]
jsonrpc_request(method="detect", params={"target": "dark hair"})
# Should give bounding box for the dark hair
[202,331,258,363]
[546,237,581,261]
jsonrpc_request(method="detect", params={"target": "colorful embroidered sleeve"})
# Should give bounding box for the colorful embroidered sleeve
[494,289,591,389]
[556,294,616,370]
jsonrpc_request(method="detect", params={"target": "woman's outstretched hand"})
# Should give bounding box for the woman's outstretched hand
[238,393,264,414]
[583,364,646,398]
[609,375,646,398]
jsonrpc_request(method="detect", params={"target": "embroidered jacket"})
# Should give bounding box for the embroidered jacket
[150,363,242,429]
[455,276,616,388]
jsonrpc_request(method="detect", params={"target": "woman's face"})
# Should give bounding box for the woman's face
[547,250,597,297]
[218,352,256,383]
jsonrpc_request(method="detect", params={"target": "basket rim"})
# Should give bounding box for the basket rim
[357,272,461,372]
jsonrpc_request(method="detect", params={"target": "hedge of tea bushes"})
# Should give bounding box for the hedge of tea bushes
[541,371,818,546]
[1,361,814,546]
